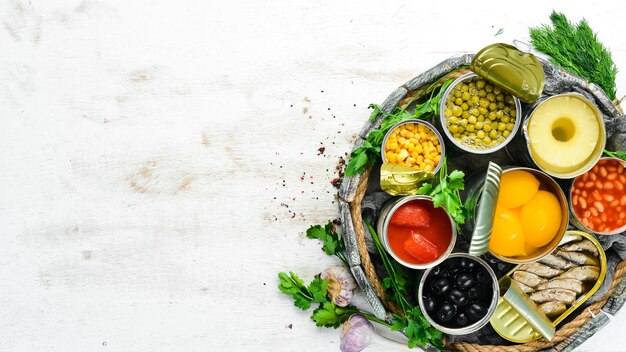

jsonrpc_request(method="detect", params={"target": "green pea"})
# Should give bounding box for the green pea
[462,92,471,101]
[489,103,497,111]
[496,111,504,119]
[475,121,484,130]
[462,111,470,119]
[501,115,510,124]
[506,123,515,131]
[466,125,475,133]
[483,136,492,145]
[488,112,497,121]
[449,116,458,125]
[458,126,465,134]
[444,109,452,117]
[477,130,486,139]
[461,84,469,92]
[510,109,517,118]
[496,94,504,102]
[497,123,506,131]
[449,125,459,133]
[455,98,463,105]
[478,90,486,97]
[460,118,468,126]
[494,86,502,94]
[487,93,495,102]
[453,106,462,117]
[497,102,505,109]
[483,124,492,132]
[485,84,493,93]
[477,115,485,122]
[461,103,469,111]
[489,130,498,138]
[468,115,477,124]
[476,80,486,89]
[503,130,510,138]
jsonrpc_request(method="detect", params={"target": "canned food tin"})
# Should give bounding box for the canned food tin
[461,166,569,264]
[418,253,500,335]
[506,93,606,179]
[376,195,456,270]
[490,231,607,343]
[380,119,445,174]
[438,72,522,155]
[568,157,626,235]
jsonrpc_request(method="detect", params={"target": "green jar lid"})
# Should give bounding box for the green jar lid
[471,43,545,103]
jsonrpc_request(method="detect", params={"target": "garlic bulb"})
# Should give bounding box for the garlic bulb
[340,314,373,352]
[321,266,357,307]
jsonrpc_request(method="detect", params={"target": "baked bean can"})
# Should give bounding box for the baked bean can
[568,157,626,235]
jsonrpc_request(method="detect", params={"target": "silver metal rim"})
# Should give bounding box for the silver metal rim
[379,195,457,270]
[439,72,522,155]
[522,92,607,179]
[380,119,446,174]
[568,157,626,235]
[417,253,500,335]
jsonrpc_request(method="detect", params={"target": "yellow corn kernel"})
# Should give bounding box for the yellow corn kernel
[387,152,397,163]
[416,155,424,163]
[403,139,410,148]
[400,129,409,137]
[397,149,409,161]
[407,157,416,164]
[405,123,415,131]
[424,164,433,172]
[407,131,415,139]
[436,145,442,152]
[398,137,406,145]
[388,142,398,150]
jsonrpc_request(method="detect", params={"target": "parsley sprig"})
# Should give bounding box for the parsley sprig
[418,157,468,225]
[366,220,443,349]
[306,222,347,265]
[278,271,390,328]
[344,76,456,177]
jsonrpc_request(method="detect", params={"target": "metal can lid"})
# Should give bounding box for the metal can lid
[471,43,545,103]
[468,161,502,256]
[380,163,435,196]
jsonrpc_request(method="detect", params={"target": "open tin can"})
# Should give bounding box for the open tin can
[490,231,607,343]
[418,253,500,335]
[379,119,444,196]
[505,93,606,179]
[461,165,569,264]
[376,195,456,270]
[568,157,626,235]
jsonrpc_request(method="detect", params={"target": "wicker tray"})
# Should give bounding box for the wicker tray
[338,54,626,351]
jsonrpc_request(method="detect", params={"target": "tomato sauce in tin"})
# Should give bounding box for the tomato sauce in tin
[387,199,453,264]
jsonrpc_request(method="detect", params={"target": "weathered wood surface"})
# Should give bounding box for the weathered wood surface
[1,0,626,351]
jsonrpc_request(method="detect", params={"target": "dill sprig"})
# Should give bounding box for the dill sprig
[530,11,618,100]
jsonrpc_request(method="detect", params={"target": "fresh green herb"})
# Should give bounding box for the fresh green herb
[366,220,443,349]
[530,11,618,100]
[418,157,468,224]
[278,271,390,329]
[344,77,456,177]
[604,149,626,161]
[494,28,504,36]
[278,272,328,310]
[306,222,347,265]
[391,308,444,350]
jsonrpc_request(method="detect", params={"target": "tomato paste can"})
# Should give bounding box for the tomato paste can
[376,195,456,270]
[418,253,500,335]
[568,157,626,235]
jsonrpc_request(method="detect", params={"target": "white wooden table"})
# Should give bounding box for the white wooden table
[1,1,625,351]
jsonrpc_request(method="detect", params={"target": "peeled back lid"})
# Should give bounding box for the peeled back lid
[471,43,545,103]
[468,162,502,256]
